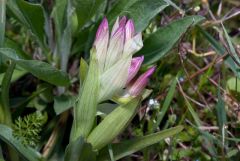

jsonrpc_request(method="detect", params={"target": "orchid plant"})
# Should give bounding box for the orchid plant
[70,16,155,148]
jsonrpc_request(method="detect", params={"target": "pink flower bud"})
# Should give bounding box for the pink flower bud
[95,17,109,43]
[104,26,125,70]
[111,16,127,37]
[127,56,144,84]
[127,66,156,96]
[125,19,135,41]
[94,17,109,72]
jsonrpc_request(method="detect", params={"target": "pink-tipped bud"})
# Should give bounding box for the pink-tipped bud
[104,26,125,69]
[94,17,109,71]
[127,66,156,96]
[119,16,127,27]
[125,19,135,41]
[127,56,144,84]
[111,16,127,37]
[95,17,109,42]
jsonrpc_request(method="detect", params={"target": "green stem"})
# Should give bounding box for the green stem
[0,0,6,46]
[1,61,15,125]
[1,62,19,161]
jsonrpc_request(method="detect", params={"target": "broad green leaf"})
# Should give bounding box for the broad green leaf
[87,97,140,150]
[64,136,96,161]
[107,0,169,32]
[137,16,204,65]
[107,0,138,23]
[0,124,43,161]
[7,0,46,49]
[54,95,76,115]
[71,52,99,141]
[163,0,184,13]
[98,126,184,161]
[197,26,240,78]
[4,38,30,59]
[0,48,70,86]
[73,0,107,29]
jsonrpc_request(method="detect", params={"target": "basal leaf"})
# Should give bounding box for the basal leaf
[0,48,70,86]
[107,0,168,32]
[98,126,184,161]
[73,0,107,29]
[7,0,46,49]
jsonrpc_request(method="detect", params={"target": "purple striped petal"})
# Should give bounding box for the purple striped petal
[127,56,144,84]
[104,26,125,70]
[127,66,156,96]
[111,16,127,37]
[125,19,135,41]
[95,17,109,42]
[94,17,109,71]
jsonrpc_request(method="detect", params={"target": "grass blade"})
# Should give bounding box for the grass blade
[155,76,178,129]
[98,126,184,161]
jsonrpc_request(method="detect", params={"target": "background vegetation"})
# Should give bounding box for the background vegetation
[0,0,240,160]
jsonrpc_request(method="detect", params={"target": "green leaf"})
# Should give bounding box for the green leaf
[0,48,70,86]
[216,85,227,144]
[79,58,89,86]
[7,0,46,49]
[0,0,6,72]
[227,77,240,100]
[0,124,43,161]
[222,23,240,65]
[0,69,27,83]
[137,16,204,65]
[54,95,76,115]
[51,0,67,43]
[107,0,138,23]
[184,95,202,126]
[98,126,184,161]
[71,51,99,141]
[64,136,96,161]
[87,97,140,150]
[1,62,15,125]
[216,88,227,130]
[197,26,240,78]
[73,0,107,29]
[0,0,6,46]
[107,0,168,32]
[155,77,178,129]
